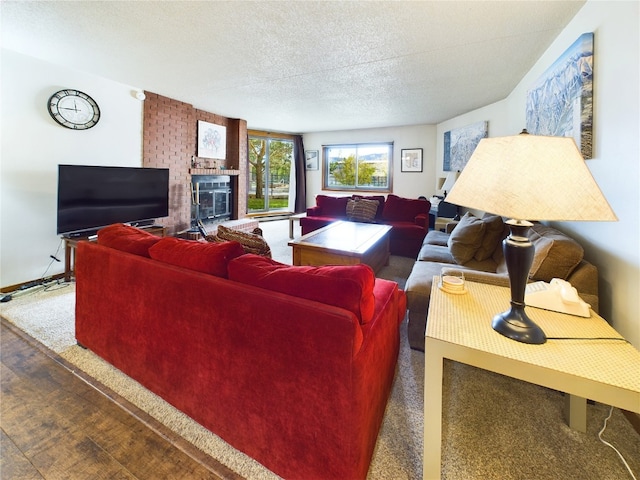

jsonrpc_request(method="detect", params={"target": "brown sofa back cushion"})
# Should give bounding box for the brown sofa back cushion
[447,213,486,264]
[528,224,584,282]
[474,214,507,261]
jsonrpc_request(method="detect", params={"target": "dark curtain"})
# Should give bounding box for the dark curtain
[293,135,307,213]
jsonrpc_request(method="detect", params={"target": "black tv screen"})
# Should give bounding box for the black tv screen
[57,164,169,236]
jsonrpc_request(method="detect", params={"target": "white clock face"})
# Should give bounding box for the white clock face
[48,89,100,130]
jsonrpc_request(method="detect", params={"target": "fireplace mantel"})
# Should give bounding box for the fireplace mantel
[190,168,240,176]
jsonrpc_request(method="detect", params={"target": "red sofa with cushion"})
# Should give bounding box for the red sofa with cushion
[75,224,406,480]
[300,194,431,258]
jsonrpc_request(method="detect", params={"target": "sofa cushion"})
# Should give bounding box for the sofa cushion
[381,194,430,223]
[447,213,486,264]
[474,214,506,261]
[423,230,450,247]
[346,198,379,222]
[228,254,376,324]
[209,224,272,258]
[352,195,386,219]
[97,223,162,257]
[316,195,350,217]
[417,243,455,264]
[148,237,245,278]
[528,224,584,282]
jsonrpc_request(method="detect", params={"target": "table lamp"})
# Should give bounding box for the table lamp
[445,130,617,344]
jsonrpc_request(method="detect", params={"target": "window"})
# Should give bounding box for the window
[323,143,392,192]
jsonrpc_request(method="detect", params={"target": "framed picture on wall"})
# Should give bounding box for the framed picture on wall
[305,150,319,170]
[198,120,227,159]
[401,148,423,172]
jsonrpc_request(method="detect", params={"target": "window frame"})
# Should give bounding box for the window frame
[322,142,393,193]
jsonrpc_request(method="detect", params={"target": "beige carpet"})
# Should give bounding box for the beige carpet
[1,219,639,479]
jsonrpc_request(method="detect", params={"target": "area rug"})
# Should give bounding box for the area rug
[2,219,639,479]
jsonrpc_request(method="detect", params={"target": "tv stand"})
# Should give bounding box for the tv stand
[128,220,155,228]
[63,225,166,282]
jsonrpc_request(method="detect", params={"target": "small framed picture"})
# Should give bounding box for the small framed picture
[401,148,423,172]
[305,150,319,170]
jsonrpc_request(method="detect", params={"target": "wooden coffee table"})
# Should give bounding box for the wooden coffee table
[288,221,392,273]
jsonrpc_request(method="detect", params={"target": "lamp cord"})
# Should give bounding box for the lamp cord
[598,406,637,480]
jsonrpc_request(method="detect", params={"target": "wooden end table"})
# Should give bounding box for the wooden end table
[287,221,391,273]
[424,277,640,479]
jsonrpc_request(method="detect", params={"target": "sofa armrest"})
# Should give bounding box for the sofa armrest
[445,220,460,233]
[414,213,430,230]
[306,206,322,216]
[441,266,511,288]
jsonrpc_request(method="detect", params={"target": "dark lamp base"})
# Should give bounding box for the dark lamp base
[492,305,547,344]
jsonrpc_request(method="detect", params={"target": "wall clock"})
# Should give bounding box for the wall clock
[47,89,100,130]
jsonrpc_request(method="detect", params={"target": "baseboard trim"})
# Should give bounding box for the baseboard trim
[1,273,66,293]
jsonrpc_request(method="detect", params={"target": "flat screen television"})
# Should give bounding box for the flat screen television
[57,164,169,236]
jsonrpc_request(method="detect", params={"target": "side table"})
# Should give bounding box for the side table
[289,212,306,239]
[424,277,640,479]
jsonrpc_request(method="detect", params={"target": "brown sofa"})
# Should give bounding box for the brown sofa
[404,213,599,350]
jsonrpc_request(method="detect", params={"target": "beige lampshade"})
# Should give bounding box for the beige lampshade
[445,133,617,221]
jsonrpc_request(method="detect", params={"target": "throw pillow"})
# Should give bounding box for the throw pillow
[474,214,506,261]
[148,237,245,278]
[213,224,272,258]
[97,223,162,257]
[227,254,376,324]
[346,198,379,223]
[447,212,486,264]
[527,224,584,282]
[352,195,386,219]
[381,194,430,223]
[316,195,350,217]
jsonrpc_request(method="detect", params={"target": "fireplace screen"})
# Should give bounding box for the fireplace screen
[191,175,232,228]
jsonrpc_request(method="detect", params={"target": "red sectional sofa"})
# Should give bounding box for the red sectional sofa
[300,194,431,258]
[75,224,406,480]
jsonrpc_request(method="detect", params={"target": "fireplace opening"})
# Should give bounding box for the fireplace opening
[191,175,233,230]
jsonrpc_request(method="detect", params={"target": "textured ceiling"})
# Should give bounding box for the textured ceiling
[1,1,585,133]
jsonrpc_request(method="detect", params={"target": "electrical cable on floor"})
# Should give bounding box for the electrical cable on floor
[0,240,69,303]
[598,405,637,480]
[42,238,70,292]
[40,238,64,281]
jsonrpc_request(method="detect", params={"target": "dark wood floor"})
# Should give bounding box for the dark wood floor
[0,318,243,480]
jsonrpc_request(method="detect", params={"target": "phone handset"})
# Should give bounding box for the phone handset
[550,278,581,305]
[525,278,591,317]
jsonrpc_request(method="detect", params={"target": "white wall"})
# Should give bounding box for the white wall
[303,124,437,203]
[1,50,144,287]
[435,1,640,347]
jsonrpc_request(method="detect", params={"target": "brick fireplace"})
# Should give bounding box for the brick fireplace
[142,92,248,235]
